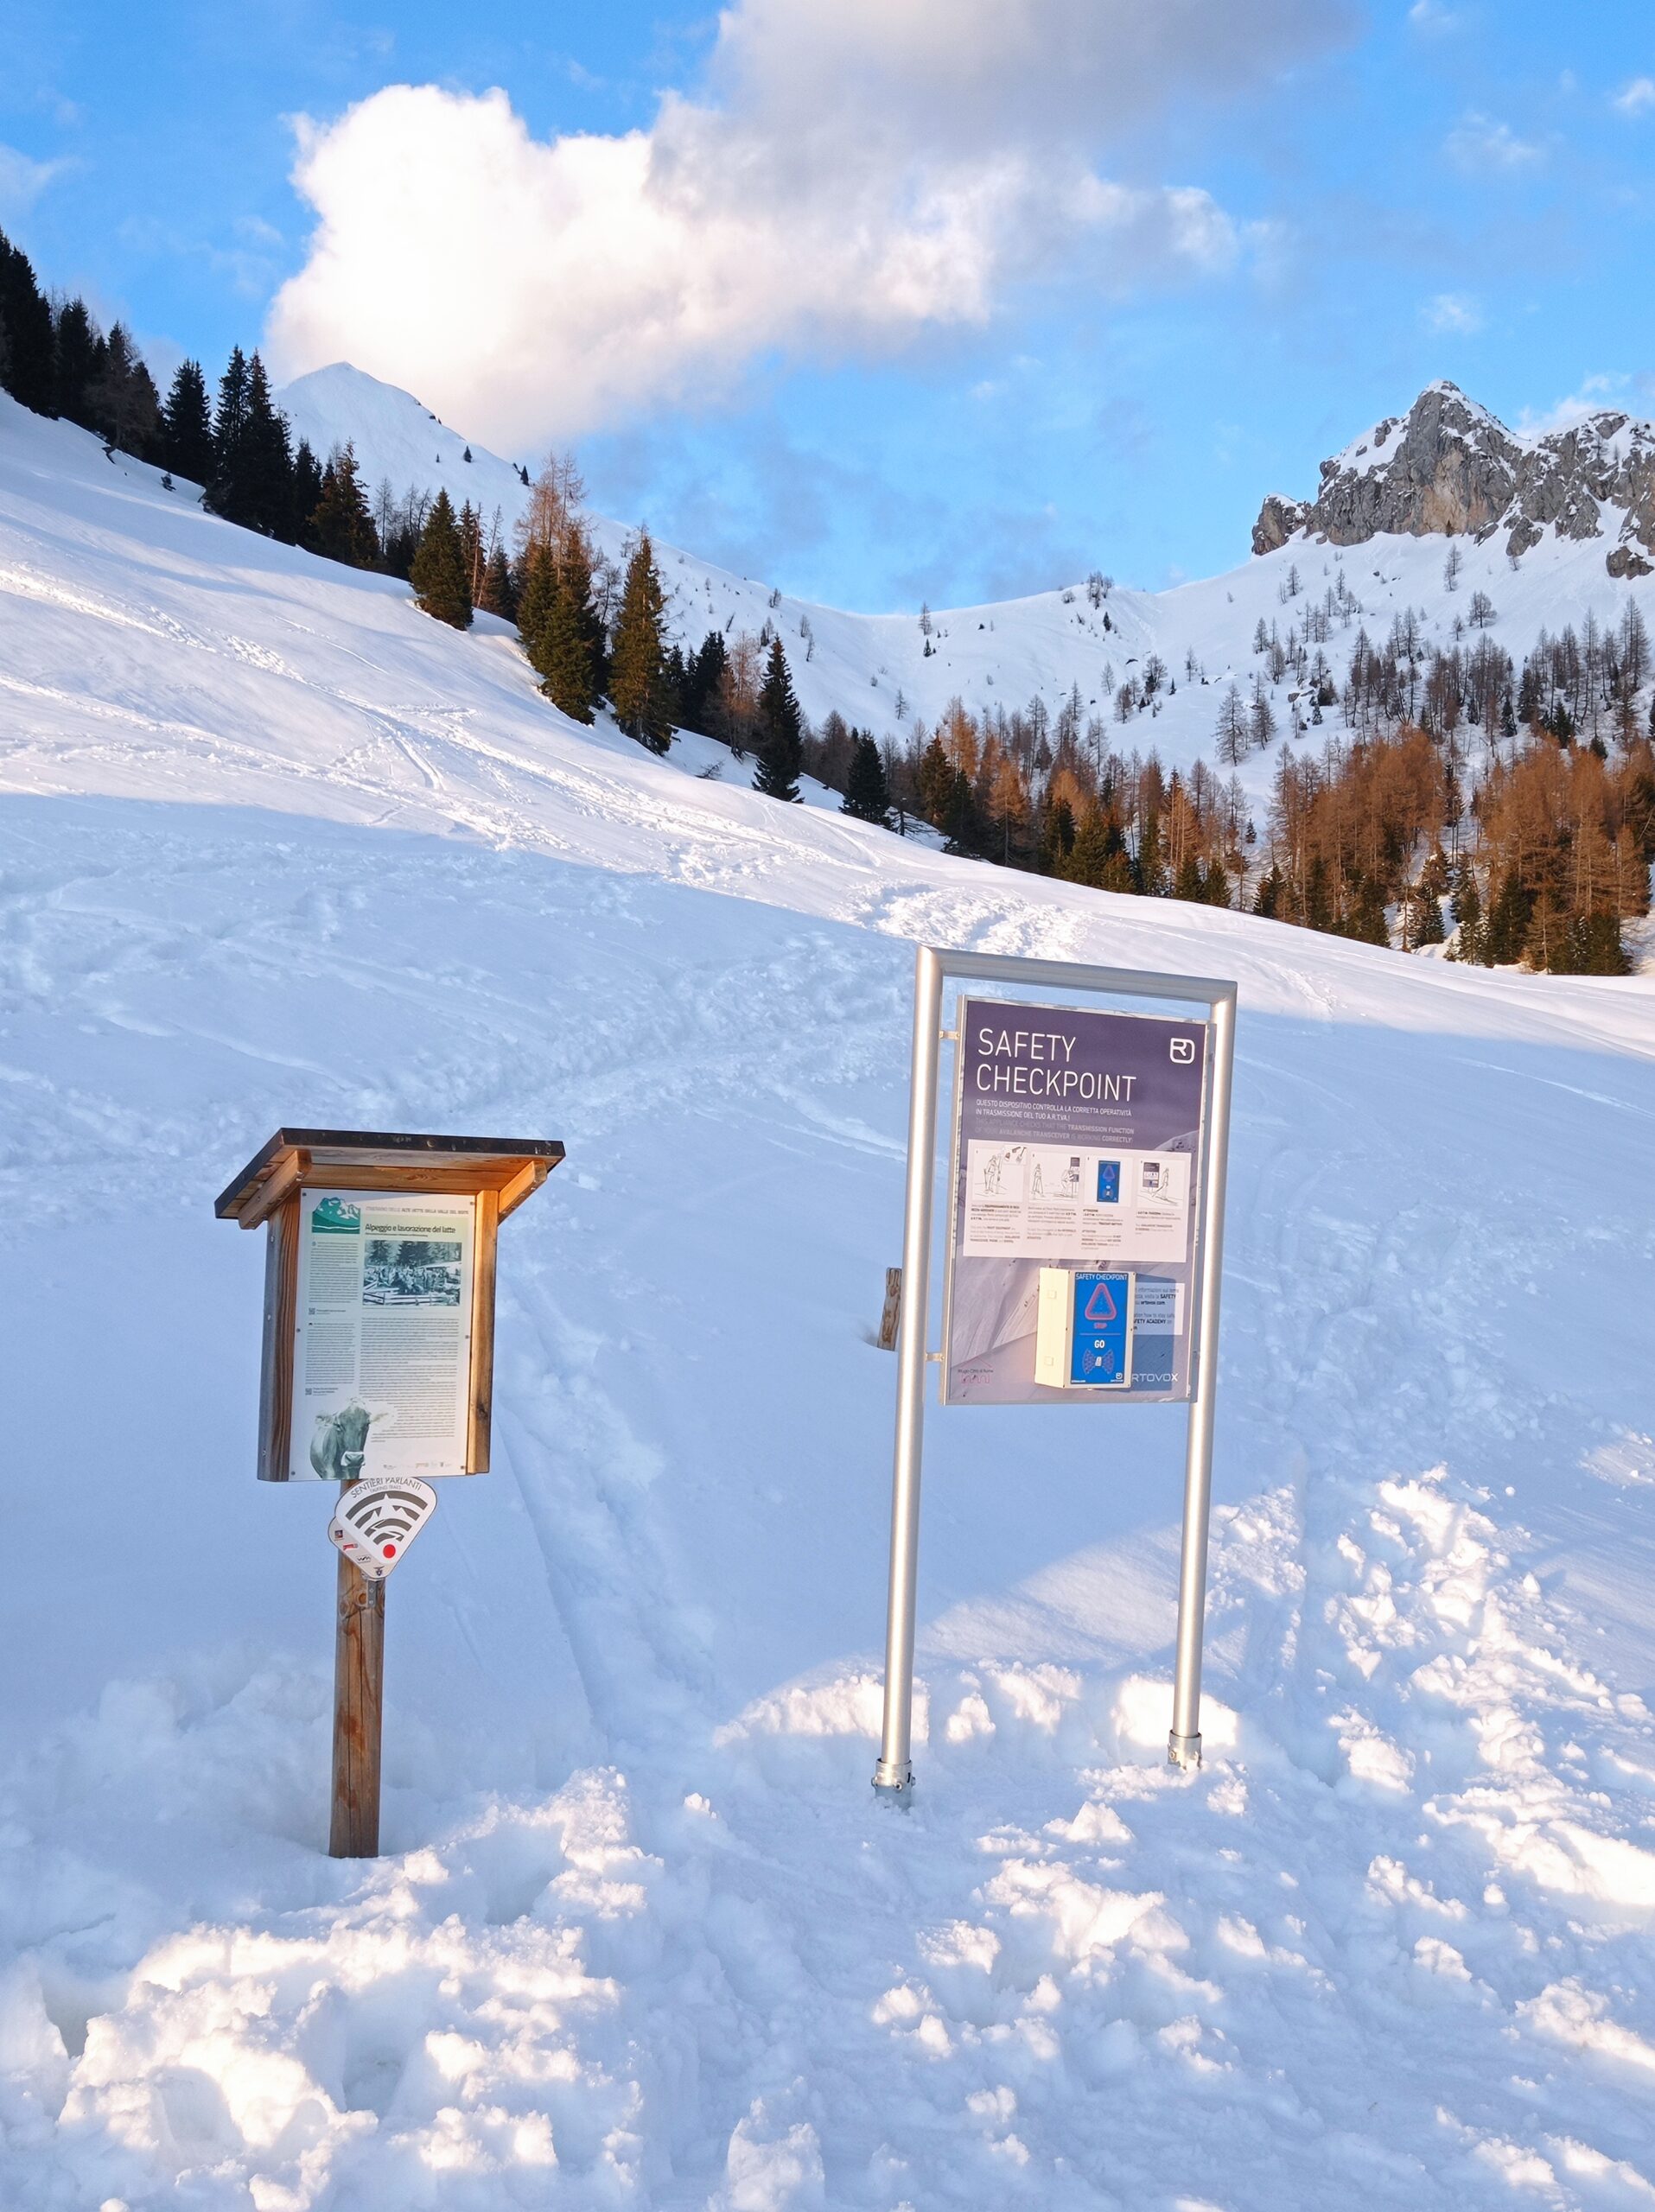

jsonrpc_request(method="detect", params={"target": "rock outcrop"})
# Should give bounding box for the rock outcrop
[1252,381,1655,575]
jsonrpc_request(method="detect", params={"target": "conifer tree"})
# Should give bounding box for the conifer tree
[161,359,214,484]
[1448,869,1483,963]
[561,524,606,697]
[85,328,108,408]
[1410,880,1446,945]
[0,230,55,416]
[308,443,379,568]
[1066,806,1118,887]
[208,347,251,521]
[308,461,333,537]
[940,765,977,853]
[1343,873,1390,945]
[1523,892,1569,972]
[514,539,557,667]
[1248,674,1277,752]
[52,298,99,427]
[411,488,473,627]
[678,629,729,738]
[916,734,953,828]
[1482,867,1531,964]
[457,502,483,600]
[518,536,595,724]
[86,322,162,457]
[237,353,295,537]
[540,569,596,723]
[609,531,672,752]
[477,542,515,620]
[1215,683,1248,766]
[1137,809,1168,896]
[663,643,690,726]
[1173,854,1206,902]
[291,440,325,542]
[754,637,803,798]
[1039,793,1076,873]
[1565,910,1632,976]
[986,753,1029,862]
[843,732,891,824]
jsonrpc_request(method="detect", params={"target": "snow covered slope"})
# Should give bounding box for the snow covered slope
[4,392,1655,2209]
[279,363,1655,772]
[280,360,538,537]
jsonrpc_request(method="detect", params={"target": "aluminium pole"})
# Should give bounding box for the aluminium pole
[1168,987,1238,1770]
[873,944,945,1803]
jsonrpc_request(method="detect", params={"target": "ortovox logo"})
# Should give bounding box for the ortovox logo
[1170,1037,1195,1063]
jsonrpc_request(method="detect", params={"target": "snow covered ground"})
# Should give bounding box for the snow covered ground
[4,395,1655,2209]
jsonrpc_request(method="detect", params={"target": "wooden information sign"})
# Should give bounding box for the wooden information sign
[216,1128,563,1856]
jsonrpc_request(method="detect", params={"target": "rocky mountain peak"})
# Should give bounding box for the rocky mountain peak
[1252,382,1655,576]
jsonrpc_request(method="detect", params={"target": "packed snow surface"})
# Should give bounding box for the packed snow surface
[3,394,1655,2208]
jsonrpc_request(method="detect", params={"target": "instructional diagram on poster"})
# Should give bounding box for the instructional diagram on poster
[962,1141,1191,1262]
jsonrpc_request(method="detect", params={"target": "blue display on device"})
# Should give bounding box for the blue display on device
[1095,1160,1121,1204]
[1071,1271,1132,1386]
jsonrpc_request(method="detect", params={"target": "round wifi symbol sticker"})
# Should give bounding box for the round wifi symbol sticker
[327,1476,438,1580]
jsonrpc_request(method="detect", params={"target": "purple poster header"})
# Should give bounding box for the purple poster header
[960,1001,1205,1150]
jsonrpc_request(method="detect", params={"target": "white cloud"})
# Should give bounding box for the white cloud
[1407,2,1461,35]
[1444,111,1544,172]
[0,143,67,219]
[1517,374,1632,436]
[1423,291,1482,334]
[267,0,1349,446]
[1613,76,1655,117]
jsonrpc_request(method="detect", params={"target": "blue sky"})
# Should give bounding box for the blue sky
[4,2,1654,609]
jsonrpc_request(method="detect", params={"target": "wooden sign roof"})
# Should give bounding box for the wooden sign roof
[215,1128,565,1230]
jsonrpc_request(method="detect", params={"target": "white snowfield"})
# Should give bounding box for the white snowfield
[3,391,1655,2209]
[281,361,1655,762]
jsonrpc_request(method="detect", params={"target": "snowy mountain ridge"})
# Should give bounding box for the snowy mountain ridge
[1254,379,1655,574]
[277,364,1655,771]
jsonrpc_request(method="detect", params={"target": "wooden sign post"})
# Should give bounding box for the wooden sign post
[332,1562,385,1856]
[215,1128,564,1858]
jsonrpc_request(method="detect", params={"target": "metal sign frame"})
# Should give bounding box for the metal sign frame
[871,946,1238,1802]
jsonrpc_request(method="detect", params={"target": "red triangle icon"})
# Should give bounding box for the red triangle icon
[1083,1281,1119,1325]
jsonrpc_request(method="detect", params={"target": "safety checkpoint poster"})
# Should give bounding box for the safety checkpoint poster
[942,997,1211,1405]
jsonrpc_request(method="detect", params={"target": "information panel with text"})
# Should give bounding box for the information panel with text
[290,1188,476,1478]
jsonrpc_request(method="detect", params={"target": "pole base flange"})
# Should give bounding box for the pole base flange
[872,1759,914,1808]
[1168,1730,1202,1770]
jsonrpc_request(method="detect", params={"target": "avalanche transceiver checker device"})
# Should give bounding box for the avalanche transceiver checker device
[1034,1268,1136,1389]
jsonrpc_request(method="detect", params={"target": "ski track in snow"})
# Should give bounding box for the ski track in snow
[2,401,1655,2207]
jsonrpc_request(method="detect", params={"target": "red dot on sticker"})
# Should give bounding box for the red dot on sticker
[383,1543,396,1557]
